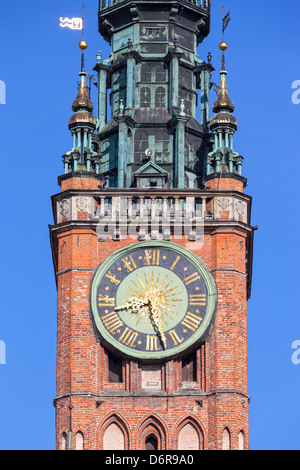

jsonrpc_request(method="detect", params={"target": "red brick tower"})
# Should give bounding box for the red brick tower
[50,1,254,450]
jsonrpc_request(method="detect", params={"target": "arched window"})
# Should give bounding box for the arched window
[134,130,149,163]
[178,423,200,450]
[155,64,166,83]
[103,423,125,450]
[179,68,192,89]
[140,87,151,107]
[222,428,231,450]
[145,435,158,450]
[155,87,166,108]
[238,431,245,450]
[139,416,166,450]
[155,130,169,163]
[141,63,152,82]
[101,139,110,164]
[75,431,84,450]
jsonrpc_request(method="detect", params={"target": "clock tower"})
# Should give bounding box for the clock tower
[50,0,255,450]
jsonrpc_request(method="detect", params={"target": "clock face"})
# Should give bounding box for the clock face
[90,241,217,361]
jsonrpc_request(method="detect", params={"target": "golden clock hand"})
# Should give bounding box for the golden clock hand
[115,303,132,311]
[149,301,167,349]
[115,297,149,312]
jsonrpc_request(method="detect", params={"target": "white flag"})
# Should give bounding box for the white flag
[59,17,83,30]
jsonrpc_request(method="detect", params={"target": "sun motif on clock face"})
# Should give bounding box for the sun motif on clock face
[90,242,217,360]
[115,267,188,348]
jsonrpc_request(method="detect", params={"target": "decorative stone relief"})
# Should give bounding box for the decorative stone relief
[59,199,70,218]
[218,197,230,211]
[146,27,162,38]
[76,196,88,212]
[236,200,246,217]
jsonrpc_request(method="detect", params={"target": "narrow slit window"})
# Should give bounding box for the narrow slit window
[182,353,197,382]
[108,353,123,383]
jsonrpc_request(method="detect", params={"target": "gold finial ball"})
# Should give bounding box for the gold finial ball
[219,41,228,52]
[79,40,88,51]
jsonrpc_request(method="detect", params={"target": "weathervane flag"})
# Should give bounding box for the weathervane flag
[59,17,83,30]
[221,5,231,33]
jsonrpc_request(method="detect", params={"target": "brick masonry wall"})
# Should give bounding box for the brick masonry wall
[60,176,102,192]
[206,176,245,192]
[53,177,250,450]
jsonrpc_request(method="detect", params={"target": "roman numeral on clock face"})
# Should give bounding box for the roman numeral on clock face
[102,312,123,335]
[119,328,139,348]
[184,272,201,285]
[146,335,161,351]
[121,255,137,273]
[105,271,121,285]
[168,329,183,346]
[144,249,160,266]
[189,294,206,306]
[181,312,202,332]
[98,294,116,307]
[170,256,180,271]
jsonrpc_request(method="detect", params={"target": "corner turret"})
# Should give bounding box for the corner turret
[62,41,100,175]
[205,13,246,190]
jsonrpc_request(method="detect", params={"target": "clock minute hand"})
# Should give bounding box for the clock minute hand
[149,301,167,349]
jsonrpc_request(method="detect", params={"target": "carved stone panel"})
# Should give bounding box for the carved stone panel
[58,199,70,222]
[235,199,247,222]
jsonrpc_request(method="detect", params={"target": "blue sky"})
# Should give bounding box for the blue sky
[0,0,299,450]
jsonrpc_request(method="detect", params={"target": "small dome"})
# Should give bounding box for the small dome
[69,111,96,128]
[210,111,237,130]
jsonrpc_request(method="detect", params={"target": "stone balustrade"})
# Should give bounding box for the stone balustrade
[55,190,251,241]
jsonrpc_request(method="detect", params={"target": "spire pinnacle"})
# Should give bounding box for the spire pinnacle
[212,6,234,113]
[206,7,243,178]
[71,40,93,113]
[69,3,94,119]
[219,5,231,71]
[212,68,234,114]
[78,4,88,74]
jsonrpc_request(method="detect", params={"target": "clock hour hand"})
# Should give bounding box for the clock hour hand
[115,297,149,312]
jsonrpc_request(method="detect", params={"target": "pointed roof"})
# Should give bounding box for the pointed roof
[69,52,96,129]
[210,50,237,131]
[134,160,168,176]
[212,70,234,114]
[72,72,94,113]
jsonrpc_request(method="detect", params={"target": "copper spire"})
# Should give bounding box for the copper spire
[72,40,94,113]
[71,73,94,113]
[212,6,234,114]
[212,69,234,114]
[71,4,93,113]
[69,40,96,127]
